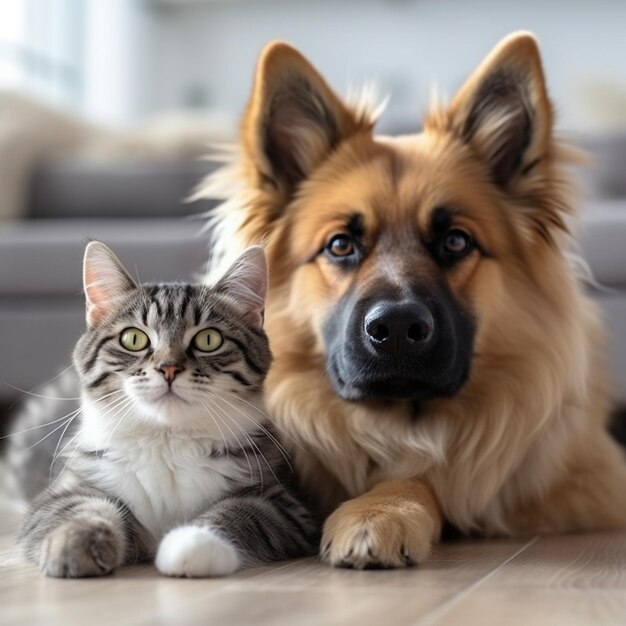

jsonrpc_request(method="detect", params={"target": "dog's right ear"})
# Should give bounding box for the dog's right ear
[243,42,371,195]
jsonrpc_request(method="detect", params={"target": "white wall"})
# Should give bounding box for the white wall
[146,0,626,133]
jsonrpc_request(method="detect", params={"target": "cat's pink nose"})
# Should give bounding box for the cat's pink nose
[157,363,184,383]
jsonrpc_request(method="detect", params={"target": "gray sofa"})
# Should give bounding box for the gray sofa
[0,144,625,411]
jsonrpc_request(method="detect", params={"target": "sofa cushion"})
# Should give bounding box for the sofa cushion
[577,201,626,288]
[28,159,217,219]
[0,219,210,296]
[576,133,626,199]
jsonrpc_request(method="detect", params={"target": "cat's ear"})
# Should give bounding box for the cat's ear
[83,241,137,326]
[443,32,553,188]
[214,246,268,327]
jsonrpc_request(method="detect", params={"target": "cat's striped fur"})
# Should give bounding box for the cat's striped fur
[13,242,317,577]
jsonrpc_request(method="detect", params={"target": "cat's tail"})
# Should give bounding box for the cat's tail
[4,368,81,502]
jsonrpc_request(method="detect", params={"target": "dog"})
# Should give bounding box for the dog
[197,31,626,569]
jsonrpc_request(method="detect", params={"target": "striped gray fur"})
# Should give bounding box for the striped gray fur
[191,484,318,566]
[10,243,317,578]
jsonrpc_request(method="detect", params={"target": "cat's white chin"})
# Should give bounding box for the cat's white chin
[156,525,241,577]
[133,394,201,427]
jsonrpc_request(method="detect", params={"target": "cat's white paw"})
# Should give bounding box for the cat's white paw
[156,525,240,577]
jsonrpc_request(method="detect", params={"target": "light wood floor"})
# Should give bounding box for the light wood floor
[2,500,626,626]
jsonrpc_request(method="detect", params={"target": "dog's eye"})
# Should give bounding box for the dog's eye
[443,229,473,255]
[326,234,355,258]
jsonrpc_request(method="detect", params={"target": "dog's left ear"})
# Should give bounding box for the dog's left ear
[243,41,372,195]
[446,32,553,189]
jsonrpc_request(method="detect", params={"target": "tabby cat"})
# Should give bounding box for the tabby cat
[13,241,316,577]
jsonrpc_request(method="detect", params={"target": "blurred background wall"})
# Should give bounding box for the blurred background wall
[1,0,626,133]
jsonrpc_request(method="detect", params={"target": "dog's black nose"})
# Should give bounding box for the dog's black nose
[364,301,434,357]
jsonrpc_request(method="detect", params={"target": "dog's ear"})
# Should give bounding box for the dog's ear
[243,42,371,193]
[445,32,553,189]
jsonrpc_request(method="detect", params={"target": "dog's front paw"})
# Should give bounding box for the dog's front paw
[156,526,240,578]
[40,517,122,578]
[321,496,436,569]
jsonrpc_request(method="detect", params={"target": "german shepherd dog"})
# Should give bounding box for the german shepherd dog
[198,32,626,568]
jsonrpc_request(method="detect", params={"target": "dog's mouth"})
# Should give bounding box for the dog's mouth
[347,378,435,401]
[328,357,469,403]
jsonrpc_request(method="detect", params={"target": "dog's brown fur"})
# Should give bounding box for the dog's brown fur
[199,32,626,568]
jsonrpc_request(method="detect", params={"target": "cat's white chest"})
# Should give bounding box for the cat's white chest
[88,434,235,538]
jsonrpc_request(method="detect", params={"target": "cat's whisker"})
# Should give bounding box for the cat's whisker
[219,390,307,454]
[214,393,294,471]
[202,398,260,482]
[36,363,76,387]
[65,394,134,454]
[49,412,81,480]
[225,418,268,487]
[2,365,79,410]
[54,426,82,464]
[49,438,81,486]
[0,410,81,440]
[199,401,230,461]
[91,389,127,402]
[93,397,137,450]
[199,399,255,481]
[47,391,130,470]
[1,389,124,441]
[47,392,116,489]
[93,395,134,424]
[218,394,300,459]
[20,410,82,453]
[99,398,137,452]
[208,392,282,487]
[50,398,130,487]
[49,426,83,485]
[227,416,282,488]
[1,382,82,401]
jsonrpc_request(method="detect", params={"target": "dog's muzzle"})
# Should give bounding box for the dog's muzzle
[324,287,474,403]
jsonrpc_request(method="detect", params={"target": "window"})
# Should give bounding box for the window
[0,0,84,110]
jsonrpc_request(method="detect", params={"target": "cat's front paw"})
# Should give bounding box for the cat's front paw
[156,526,240,578]
[40,517,123,578]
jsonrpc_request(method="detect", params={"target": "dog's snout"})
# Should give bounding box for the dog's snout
[364,302,434,357]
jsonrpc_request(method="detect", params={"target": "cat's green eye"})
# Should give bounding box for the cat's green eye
[120,328,150,352]
[193,328,223,353]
